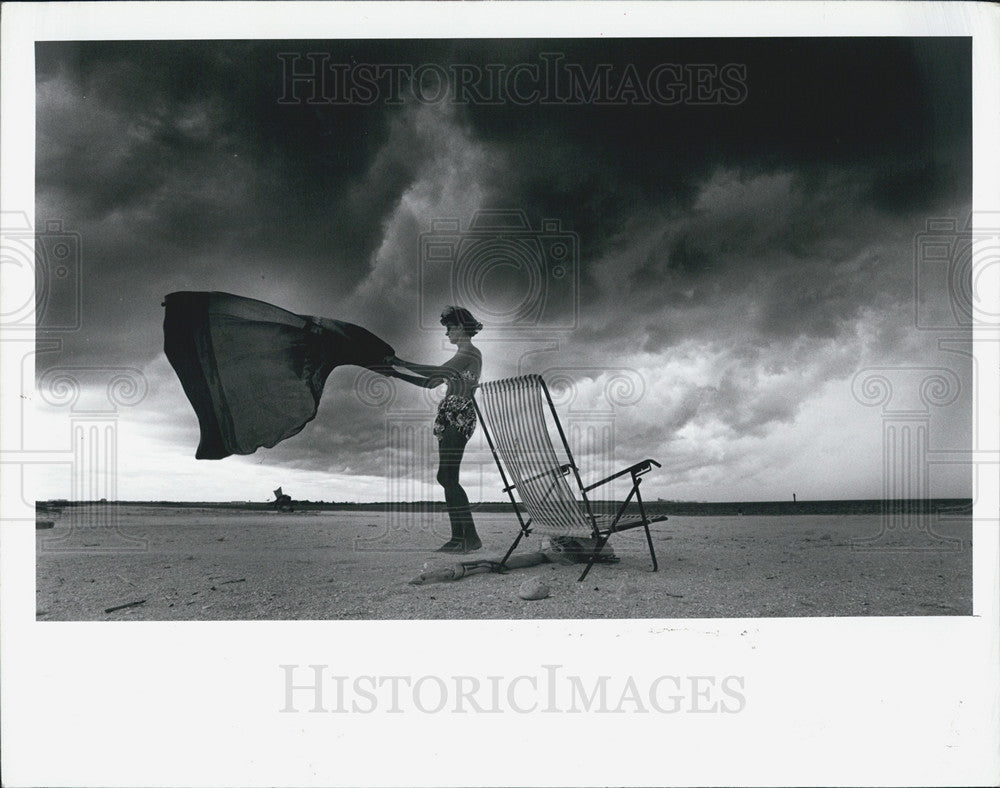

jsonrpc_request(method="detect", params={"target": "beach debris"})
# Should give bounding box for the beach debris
[518,577,550,600]
[219,577,246,585]
[408,559,505,585]
[36,521,55,529]
[104,599,146,614]
[541,536,618,565]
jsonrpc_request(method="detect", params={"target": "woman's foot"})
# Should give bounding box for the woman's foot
[434,537,482,553]
[463,534,482,552]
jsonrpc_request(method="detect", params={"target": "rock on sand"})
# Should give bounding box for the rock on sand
[518,577,550,600]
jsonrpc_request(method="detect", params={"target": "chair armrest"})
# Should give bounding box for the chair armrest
[502,463,575,494]
[582,459,661,493]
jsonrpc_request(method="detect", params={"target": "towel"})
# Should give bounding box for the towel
[163,291,393,459]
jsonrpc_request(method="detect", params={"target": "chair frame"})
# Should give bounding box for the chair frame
[473,374,667,581]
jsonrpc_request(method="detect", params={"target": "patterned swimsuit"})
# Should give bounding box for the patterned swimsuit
[433,369,479,441]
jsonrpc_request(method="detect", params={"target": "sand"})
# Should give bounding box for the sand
[35,506,972,620]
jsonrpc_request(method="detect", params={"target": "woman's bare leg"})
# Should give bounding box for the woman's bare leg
[436,427,481,552]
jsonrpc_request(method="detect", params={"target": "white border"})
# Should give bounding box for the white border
[2,3,998,786]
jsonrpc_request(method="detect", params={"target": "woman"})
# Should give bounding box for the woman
[387,306,483,553]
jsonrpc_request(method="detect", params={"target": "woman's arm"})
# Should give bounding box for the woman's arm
[386,368,442,389]
[394,355,476,383]
[389,350,479,389]
[393,357,450,377]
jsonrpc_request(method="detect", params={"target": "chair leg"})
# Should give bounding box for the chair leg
[643,521,658,572]
[500,530,524,569]
[577,535,609,582]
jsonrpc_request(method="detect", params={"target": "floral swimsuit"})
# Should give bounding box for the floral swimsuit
[433,368,479,442]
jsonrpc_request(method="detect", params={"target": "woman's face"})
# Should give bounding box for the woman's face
[445,323,464,344]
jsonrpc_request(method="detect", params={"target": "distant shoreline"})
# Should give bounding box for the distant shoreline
[36,498,973,517]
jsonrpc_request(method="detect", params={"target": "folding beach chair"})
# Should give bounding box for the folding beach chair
[474,374,667,581]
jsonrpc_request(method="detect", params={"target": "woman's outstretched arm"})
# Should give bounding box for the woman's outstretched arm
[395,352,479,378]
[386,368,443,388]
[392,356,451,377]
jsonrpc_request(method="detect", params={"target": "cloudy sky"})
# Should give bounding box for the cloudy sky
[32,37,972,502]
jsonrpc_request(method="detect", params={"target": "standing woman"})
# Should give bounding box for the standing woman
[388,307,483,553]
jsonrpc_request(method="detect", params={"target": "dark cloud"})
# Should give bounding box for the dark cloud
[455,38,970,250]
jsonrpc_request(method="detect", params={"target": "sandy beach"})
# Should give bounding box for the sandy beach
[34,505,972,621]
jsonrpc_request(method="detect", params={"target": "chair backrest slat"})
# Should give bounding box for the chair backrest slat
[476,375,595,538]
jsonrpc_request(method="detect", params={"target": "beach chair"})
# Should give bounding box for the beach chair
[474,374,667,581]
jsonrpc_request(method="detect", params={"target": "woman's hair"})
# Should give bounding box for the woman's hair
[440,305,483,336]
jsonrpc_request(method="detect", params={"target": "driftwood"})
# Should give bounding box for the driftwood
[408,552,550,586]
[104,599,147,614]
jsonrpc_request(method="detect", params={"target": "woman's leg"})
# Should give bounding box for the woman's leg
[436,427,481,552]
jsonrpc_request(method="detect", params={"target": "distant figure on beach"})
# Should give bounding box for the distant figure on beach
[272,487,294,512]
[384,307,483,553]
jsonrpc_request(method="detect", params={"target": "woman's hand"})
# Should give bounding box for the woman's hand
[370,357,398,377]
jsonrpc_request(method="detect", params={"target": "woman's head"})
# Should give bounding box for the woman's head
[439,306,483,338]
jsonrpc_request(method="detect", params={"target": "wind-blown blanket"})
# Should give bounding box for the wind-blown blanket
[163,291,393,459]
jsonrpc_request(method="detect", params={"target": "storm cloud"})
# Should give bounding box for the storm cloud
[33,38,972,501]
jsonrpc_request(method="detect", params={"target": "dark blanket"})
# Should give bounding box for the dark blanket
[163,291,394,459]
